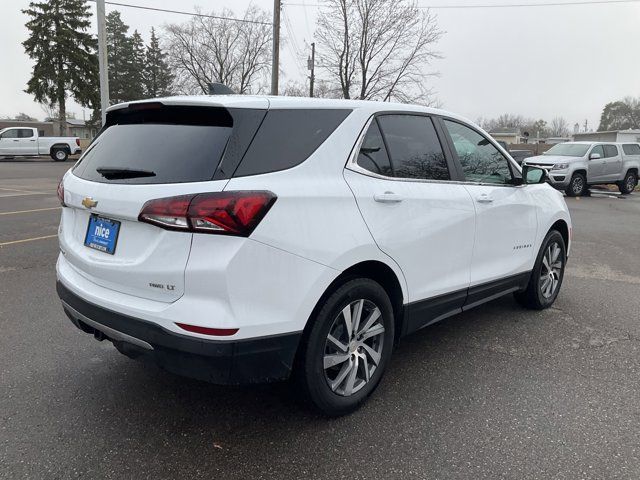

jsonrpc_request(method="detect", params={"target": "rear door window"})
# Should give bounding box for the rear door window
[603,145,619,158]
[377,115,449,180]
[73,105,263,184]
[18,129,34,138]
[234,109,351,177]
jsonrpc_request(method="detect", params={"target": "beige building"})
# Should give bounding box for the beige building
[489,128,520,145]
[0,119,54,136]
[573,129,640,143]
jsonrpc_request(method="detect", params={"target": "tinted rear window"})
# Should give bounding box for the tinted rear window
[18,129,34,138]
[73,105,265,184]
[73,124,230,184]
[622,144,640,155]
[233,109,351,177]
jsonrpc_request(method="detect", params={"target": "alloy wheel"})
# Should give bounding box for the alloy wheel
[323,299,385,396]
[626,175,636,192]
[540,242,563,299]
[56,150,66,160]
[572,177,584,195]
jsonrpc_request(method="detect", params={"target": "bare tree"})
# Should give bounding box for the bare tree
[483,114,526,132]
[14,112,38,121]
[164,6,271,94]
[281,79,340,98]
[316,0,442,104]
[549,116,570,137]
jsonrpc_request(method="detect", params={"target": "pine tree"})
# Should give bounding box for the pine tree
[22,0,98,136]
[127,30,147,101]
[145,28,174,98]
[106,11,131,104]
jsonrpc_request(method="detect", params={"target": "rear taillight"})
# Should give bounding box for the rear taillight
[138,191,276,237]
[75,138,80,147]
[57,179,65,206]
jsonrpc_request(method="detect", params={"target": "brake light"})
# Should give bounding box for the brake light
[57,179,65,206]
[138,191,276,236]
[128,102,163,111]
[75,138,80,147]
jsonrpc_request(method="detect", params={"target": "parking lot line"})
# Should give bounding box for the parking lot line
[0,191,52,198]
[0,207,61,216]
[0,234,58,247]
[0,187,51,194]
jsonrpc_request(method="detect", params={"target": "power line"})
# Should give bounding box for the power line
[285,0,640,9]
[86,0,273,25]
[282,9,307,77]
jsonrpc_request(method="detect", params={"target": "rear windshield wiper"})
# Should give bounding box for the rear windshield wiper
[96,167,156,180]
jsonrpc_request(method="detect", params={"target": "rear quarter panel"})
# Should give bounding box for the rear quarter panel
[223,107,409,304]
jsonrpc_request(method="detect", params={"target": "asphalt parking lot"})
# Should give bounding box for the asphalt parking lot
[1,160,639,479]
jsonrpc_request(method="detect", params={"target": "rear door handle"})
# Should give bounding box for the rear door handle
[374,192,404,203]
[476,194,494,204]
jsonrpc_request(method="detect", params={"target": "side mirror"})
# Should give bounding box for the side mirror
[522,164,547,184]
[589,153,601,160]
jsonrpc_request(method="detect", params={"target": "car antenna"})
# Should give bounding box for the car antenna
[208,83,236,95]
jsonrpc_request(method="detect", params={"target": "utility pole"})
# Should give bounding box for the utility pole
[96,0,109,126]
[308,42,316,97]
[270,0,281,96]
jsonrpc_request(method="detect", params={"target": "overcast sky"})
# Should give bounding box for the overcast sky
[1,0,639,130]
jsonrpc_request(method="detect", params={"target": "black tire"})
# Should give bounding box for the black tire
[295,278,395,417]
[618,170,637,195]
[565,172,587,197]
[51,148,69,162]
[514,230,566,310]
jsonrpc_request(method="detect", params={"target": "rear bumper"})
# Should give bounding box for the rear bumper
[57,281,302,385]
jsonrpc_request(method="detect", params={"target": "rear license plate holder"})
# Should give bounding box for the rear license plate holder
[84,214,121,255]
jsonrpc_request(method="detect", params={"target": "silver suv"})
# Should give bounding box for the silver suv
[526,142,640,196]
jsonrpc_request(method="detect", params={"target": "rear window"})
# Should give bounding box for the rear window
[73,105,264,184]
[622,144,640,155]
[233,109,351,177]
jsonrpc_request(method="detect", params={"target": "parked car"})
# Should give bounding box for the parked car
[509,149,535,165]
[0,127,81,161]
[525,141,640,196]
[56,96,572,416]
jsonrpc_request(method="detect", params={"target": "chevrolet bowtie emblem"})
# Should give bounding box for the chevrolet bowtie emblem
[82,197,98,209]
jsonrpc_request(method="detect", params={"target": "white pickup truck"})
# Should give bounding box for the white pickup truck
[0,127,82,162]
[526,141,640,196]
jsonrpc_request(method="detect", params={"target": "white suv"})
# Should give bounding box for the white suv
[56,96,571,416]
